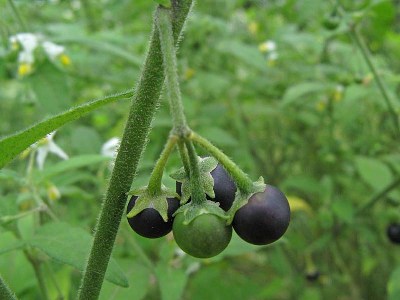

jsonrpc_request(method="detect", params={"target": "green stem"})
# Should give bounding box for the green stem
[0,275,17,300]
[184,140,207,205]
[25,252,49,300]
[77,2,193,299]
[7,0,27,32]
[157,7,189,136]
[147,135,178,194]
[177,140,190,176]
[190,132,253,193]
[45,262,64,300]
[356,177,400,215]
[80,0,98,32]
[350,26,400,137]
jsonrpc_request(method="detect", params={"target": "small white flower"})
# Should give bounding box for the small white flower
[259,40,277,53]
[35,131,69,170]
[42,41,65,60]
[268,51,279,61]
[18,50,34,64]
[101,137,120,158]
[10,33,39,53]
[335,84,344,93]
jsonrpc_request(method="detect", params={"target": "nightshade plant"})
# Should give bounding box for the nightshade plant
[0,0,291,299]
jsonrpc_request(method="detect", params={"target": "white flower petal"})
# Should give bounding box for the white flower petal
[46,131,57,141]
[36,147,48,170]
[18,50,35,64]
[15,33,39,52]
[268,51,278,61]
[48,141,69,160]
[42,41,65,59]
[101,137,120,158]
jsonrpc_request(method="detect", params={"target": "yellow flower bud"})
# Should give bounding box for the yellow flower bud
[248,21,259,35]
[47,184,61,202]
[18,63,33,77]
[59,53,71,66]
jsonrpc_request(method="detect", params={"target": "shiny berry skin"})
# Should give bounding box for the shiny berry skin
[232,184,290,245]
[176,163,236,211]
[126,196,179,239]
[387,223,400,244]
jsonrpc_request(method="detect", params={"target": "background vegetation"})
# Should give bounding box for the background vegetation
[1,0,399,299]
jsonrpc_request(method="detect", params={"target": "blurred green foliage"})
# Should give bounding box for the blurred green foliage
[0,0,399,299]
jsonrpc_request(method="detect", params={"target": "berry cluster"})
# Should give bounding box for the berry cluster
[127,162,290,258]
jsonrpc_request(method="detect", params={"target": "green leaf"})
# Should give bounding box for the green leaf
[34,154,110,183]
[0,90,132,169]
[331,199,354,223]
[355,156,393,191]
[27,222,128,287]
[27,62,71,114]
[155,264,187,300]
[216,40,266,72]
[388,266,400,300]
[99,260,150,300]
[0,238,25,256]
[281,82,333,106]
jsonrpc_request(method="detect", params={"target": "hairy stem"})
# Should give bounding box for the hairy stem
[0,275,17,300]
[190,132,253,193]
[77,2,193,299]
[157,7,189,136]
[147,134,178,194]
[177,140,190,176]
[350,26,400,137]
[184,140,207,205]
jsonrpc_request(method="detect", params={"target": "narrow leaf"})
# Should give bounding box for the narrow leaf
[0,90,132,169]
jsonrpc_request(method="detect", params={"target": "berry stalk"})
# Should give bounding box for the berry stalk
[190,131,253,193]
[157,7,189,137]
[147,134,178,194]
[184,139,208,205]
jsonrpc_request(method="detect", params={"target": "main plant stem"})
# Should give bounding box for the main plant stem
[0,275,17,300]
[77,2,193,299]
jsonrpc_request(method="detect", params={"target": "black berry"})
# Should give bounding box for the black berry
[232,184,290,245]
[127,196,179,239]
[176,163,236,211]
[387,223,400,244]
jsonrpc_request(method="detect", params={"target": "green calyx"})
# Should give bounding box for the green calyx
[127,185,179,222]
[226,176,266,224]
[173,200,228,225]
[170,156,218,204]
